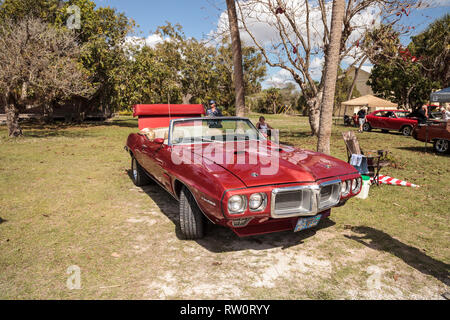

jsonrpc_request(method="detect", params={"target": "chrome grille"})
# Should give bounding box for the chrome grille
[271,180,341,218]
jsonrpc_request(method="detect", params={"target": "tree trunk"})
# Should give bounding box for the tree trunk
[317,0,346,155]
[5,97,22,137]
[226,0,246,117]
[307,93,322,137]
[182,93,192,104]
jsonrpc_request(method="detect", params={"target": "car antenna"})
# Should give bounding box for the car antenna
[168,91,171,122]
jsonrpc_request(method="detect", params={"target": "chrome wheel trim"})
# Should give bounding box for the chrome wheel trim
[363,123,370,131]
[435,139,448,153]
[132,159,138,180]
[402,126,411,136]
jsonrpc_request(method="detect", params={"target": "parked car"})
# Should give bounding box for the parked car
[412,120,450,154]
[125,104,362,239]
[363,109,418,136]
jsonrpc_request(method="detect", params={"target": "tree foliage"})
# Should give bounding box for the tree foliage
[119,25,266,114]
[233,0,421,136]
[0,17,94,136]
[0,0,267,137]
[364,17,446,109]
[409,13,449,88]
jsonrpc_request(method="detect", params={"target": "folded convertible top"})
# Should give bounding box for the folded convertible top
[133,104,205,129]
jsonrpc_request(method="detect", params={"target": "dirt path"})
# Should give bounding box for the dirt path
[123,184,449,300]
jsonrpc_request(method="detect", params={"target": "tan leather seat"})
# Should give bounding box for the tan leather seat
[140,128,155,140]
[140,127,169,143]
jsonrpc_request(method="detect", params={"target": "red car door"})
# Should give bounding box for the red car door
[390,111,407,130]
[148,145,173,191]
[383,111,398,130]
[140,139,164,181]
[369,111,383,128]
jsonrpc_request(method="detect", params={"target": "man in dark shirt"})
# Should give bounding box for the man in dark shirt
[357,108,367,132]
[206,100,222,117]
[417,104,428,124]
[206,100,222,128]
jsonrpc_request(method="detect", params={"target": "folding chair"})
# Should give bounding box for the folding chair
[342,131,390,185]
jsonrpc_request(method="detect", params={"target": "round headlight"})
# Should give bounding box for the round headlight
[341,180,350,196]
[249,193,266,211]
[228,195,246,214]
[351,178,362,194]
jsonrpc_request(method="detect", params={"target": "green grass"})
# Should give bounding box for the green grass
[0,115,448,299]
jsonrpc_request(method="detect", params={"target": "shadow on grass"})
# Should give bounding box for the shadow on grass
[345,226,450,286]
[127,170,336,253]
[279,130,312,139]
[3,118,138,139]
[396,146,449,156]
[0,217,7,224]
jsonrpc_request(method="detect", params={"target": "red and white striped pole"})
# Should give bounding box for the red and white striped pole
[371,175,420,188]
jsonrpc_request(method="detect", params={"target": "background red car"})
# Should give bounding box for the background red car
[363,109,418,136]
[413,121,450,154]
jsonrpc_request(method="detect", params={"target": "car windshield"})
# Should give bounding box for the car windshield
[170,118,265,145]
[395,112,409,118]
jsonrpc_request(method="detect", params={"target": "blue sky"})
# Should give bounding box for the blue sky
[94,0,449,40]
[94,0,225,39]
[93,1,449,87]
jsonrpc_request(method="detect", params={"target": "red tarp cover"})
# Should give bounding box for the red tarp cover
[133,104,205,130]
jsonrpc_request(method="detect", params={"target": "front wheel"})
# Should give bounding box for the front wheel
[433,139,449,154]
[131,156,152,186]
[362,122,371,132]
[401,126,413,136]
[179,186,205,239]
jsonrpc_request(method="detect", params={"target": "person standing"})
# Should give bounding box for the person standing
[256,116,274,139]
[357,108,367,132]
[206,100,223,117]
[206,100,223,128]
[417,104,428,124]
[441,106,450,121]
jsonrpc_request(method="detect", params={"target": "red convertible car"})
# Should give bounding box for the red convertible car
[363,109,418,136]
[125,104,362,239]
[412,121,450,154]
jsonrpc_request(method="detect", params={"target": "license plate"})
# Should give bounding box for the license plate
[294,215,322,232]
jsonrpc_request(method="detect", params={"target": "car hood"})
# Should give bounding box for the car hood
[178,141,358,187]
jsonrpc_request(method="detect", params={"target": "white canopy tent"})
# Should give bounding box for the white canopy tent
[338,94,398,117]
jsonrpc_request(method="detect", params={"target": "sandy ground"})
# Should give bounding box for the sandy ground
[124,184,449,300]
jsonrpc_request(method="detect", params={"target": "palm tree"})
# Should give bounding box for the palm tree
[317,0,345,154]
[226,0,245,117]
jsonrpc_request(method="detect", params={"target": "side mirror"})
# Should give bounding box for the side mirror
[153,138,164,145]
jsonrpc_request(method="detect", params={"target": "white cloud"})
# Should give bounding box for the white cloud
[263,69,296,88]
[420,0,450,8]
[213,0,382,82]
[125,34,167,49]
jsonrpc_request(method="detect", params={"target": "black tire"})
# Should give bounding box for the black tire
[131,156,151,186]
[362,122,371,132]
[401,125,413,136]
[433,139,449,154]
[179,186,205,239]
